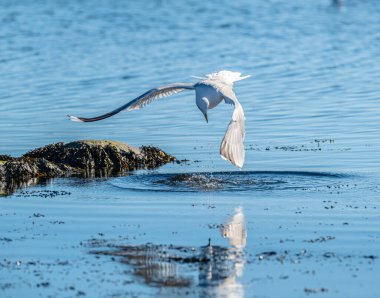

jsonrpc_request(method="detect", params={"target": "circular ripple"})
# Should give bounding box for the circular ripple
[110,171,349,193]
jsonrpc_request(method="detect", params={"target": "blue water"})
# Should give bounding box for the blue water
[1,0,380,297]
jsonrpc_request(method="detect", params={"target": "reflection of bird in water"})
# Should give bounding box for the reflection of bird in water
[198,207,247,298]
[91,208,247,297]
[68,70,250,168]
[221,206,247,249]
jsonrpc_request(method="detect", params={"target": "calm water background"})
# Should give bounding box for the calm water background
[1,0,380,297]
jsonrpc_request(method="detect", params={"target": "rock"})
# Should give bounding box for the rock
[0,155,15,162]
[2,158,40,179]
[0,140,176,195]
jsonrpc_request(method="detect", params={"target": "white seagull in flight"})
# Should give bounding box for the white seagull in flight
[68,70,250,168]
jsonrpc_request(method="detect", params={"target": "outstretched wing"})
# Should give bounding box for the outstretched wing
[68,83,195,122]
[219,89,245,168]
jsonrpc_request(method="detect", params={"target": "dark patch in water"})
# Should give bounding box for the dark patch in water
[304,287,329,294]
[248,139,338,152]
[15,190,71,198]
[305,236,335,243]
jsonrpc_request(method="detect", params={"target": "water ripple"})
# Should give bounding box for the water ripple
[110,171,351,193]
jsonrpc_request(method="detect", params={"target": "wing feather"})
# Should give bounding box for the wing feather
[68,83,194,122]
[220,97,245,168]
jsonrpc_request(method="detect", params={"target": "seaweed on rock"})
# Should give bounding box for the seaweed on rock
[0,140,176,195]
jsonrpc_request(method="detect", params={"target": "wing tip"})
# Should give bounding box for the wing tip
[220,154,244,169]
[67,115,84,122]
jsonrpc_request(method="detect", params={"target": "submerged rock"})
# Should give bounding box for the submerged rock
[0,140,176,195]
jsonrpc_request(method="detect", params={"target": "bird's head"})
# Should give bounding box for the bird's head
[196,97,209,123]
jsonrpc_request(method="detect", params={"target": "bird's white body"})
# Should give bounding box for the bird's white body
[68,70,250,168]
[195,84,223,110]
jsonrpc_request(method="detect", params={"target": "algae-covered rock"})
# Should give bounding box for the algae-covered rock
[0,155,15,165]
[0,140,176,195]
[24,140,175,171]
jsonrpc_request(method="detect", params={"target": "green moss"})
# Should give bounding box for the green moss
[0,160,6,165]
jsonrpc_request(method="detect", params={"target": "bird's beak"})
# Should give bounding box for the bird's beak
[204,113,208,123]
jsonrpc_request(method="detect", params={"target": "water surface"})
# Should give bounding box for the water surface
[1,0,380,297]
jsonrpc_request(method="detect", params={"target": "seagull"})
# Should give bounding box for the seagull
[68,70,250,168]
